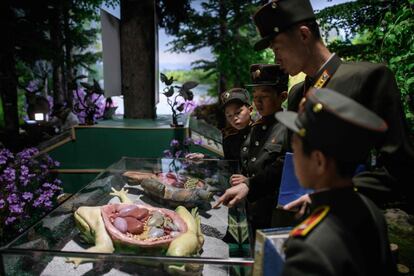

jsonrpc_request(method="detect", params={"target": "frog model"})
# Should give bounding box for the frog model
[68,188,204,275]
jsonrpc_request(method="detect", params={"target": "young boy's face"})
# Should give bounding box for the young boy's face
[224,102,251,130]
[253,86,286,117]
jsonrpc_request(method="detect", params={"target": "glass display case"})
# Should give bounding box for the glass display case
[0,157,254,276]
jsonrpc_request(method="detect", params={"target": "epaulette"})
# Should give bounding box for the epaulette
[290,206,330,237]
[222,126,239,139]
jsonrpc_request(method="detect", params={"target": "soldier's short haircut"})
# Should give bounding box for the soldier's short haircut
[301,136,359,178]
[287,19,322,40]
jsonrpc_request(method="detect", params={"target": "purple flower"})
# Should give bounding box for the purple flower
[170,139,180,147]
[184,137,193,146]
[5,216,17,226]
[33,199,42,208]
[184,100,198,113]
[1,146,64,230]
[175,150,183,158]
[193,138,203,145]
[44,200,53,208]
[163,149,173,158]
[19,165,31,186]
[9,204,24,214]
[72,88,105,124]
[26,79,41,93]
[7,193,19,204]
[2,167,16,183]
[16,148,39,162]
[42,182,52,189]
[6,183,17,193]
[0,148,14,165]
[22,192,33,201]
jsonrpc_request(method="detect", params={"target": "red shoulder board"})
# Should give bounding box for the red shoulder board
[290,206,330,237]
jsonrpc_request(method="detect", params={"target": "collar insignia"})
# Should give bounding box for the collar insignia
[314,70,331,89]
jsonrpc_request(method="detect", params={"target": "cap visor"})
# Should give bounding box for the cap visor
[253,37,271,51]
[222,98,248,109]
[275,111,300,133]
[245,83,279,87]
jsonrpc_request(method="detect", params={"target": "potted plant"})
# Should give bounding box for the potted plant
[73,79,105,125]
[160,73,199,127]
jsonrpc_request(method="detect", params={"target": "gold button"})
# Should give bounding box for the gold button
[271,2,277,9]
[262,125,267,130]
[273,27,279,32]
[298,128,306,137]
[255,141,259,146]
[313,103,323,113]
[251,157,256,162]
[243,147,247,152]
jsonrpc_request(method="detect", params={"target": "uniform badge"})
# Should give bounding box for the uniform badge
[221,92,231,103]
[314,70,331,89]
[290,206,330,237]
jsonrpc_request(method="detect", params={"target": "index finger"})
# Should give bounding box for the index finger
[212,198,223,209]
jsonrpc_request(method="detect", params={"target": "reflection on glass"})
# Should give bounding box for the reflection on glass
[1,158,253,275]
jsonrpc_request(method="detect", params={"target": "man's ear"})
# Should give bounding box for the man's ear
[280,91,288,102]
[311,150,328,175]
[248,105,254,113]
[298,25,312,44]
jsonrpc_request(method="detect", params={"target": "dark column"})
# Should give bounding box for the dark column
[121,0,158,119]
[0,0,19,136]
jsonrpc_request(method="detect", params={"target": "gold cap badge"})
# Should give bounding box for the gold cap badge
[252,69,261,80]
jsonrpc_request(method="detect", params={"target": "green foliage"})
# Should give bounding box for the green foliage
[166,0,274,95]
[317,0,414,133]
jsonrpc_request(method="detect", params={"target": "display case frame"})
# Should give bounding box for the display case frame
[0,157,254,276]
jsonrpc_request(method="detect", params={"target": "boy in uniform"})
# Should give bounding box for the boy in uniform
[275,88,396,275]
[186,87,252,161]
[216,64,289,232]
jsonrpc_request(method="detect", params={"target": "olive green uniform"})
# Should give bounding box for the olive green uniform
[221,125,251,161]
[288,54,414,206]
[240,114,287,230]
[282,188,396,276]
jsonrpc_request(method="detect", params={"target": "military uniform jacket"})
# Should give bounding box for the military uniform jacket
[240,114,287,202]
[282,187,396,276]
[288,54,414,203]
[222,125,251,161]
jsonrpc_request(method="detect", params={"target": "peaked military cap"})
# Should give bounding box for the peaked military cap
[246,64,288,91]
[253,0,316,51]
[221,87,250,108]
[275,88,388,162]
